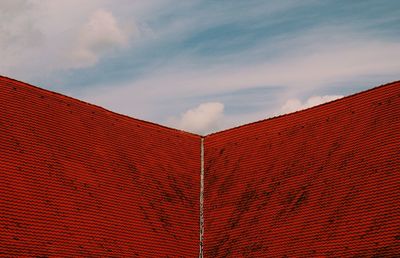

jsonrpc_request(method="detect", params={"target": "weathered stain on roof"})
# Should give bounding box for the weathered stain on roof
[0,76,201,257]
[204,80,400,257]
[1,75,399,257]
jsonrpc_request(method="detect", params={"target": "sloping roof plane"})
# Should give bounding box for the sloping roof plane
[0,76,399,257]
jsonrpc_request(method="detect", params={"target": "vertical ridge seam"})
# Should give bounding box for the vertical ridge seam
[199,137,204,258]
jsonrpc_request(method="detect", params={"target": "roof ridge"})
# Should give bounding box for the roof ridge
[205,80,400,137]
[0,75,201,138]
[2,75,398,138]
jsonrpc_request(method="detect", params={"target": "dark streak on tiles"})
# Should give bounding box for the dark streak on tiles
[1,75,399,257]
[0,76,200,257]
[204,81,400,257]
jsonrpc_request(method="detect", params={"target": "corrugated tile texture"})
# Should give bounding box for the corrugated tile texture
[204,82,400,257]
[0,76,200,257]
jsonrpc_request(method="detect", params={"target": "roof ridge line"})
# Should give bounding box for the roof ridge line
[205,80,400,137]
[2,75,398,138]
[0,75,201,138]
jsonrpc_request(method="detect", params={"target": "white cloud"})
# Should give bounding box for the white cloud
[0,0,149,79]
[168,102,224,134]
[82,33,400,130]
[71,9,130,68]
[87,31,400,101]
[0,0,31,16]
[0,1,43,61]
[1,1,399,132]
[281,95,343,114]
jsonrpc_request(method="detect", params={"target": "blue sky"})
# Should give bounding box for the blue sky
[1,0,399,134]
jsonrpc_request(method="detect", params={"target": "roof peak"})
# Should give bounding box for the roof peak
[1,75,398,137]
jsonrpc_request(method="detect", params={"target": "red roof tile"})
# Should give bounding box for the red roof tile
[204,81,400,257]
[0,76,200,256]
[1,75,399,257]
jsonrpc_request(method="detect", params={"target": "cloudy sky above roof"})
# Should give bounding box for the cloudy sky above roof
[1,0,399,134]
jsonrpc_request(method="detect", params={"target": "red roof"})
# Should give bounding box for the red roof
[204,81,400,256]
[1,76,399,256]
[0,76,200,256]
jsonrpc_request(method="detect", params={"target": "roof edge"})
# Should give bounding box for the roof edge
[2,75,398,138]
[0,75,201,139]
[205,80,400,137]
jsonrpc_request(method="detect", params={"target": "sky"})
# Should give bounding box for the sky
[1,0,399,134]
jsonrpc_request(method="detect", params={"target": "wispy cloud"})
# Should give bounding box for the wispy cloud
[0,0,150,80]
[1,1,399,131]
[70,9,131,68]
[281,95,343,114]
[167,102,224,134]
[81,31,400,128]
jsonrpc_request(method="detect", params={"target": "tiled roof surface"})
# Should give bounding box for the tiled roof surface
[204,81,400,257]
[0,76,200,256]
[1,75,399,257]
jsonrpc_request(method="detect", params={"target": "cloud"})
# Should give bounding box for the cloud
[0,0,44,59]
[168,102,224,134]
[82,33,400,129]
[0,0,146,80]
[71,9,130,68]
[281,95,343,114]
[0,0,31,16]
[1,1,399,132]
[88,27,400,98]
